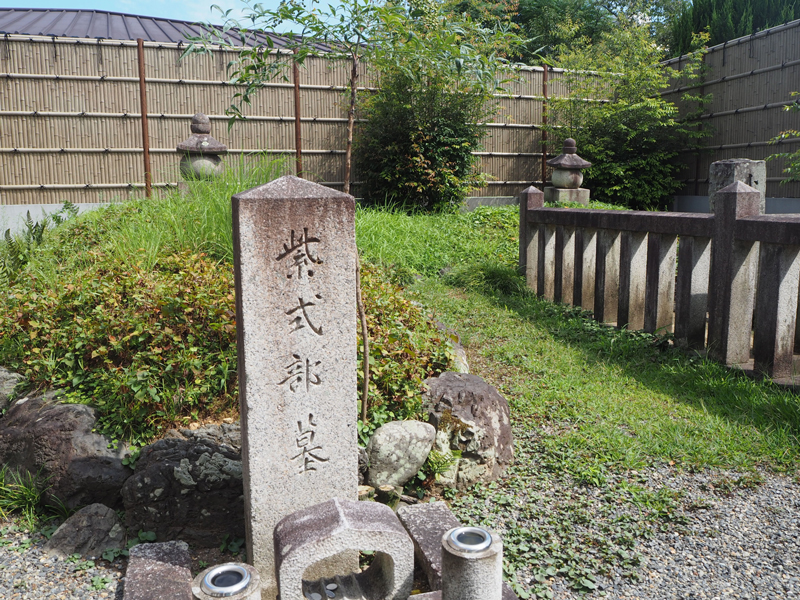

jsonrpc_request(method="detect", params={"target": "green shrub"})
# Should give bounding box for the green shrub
[357,263,454,442]
[546,22,709,210]
[356,71,489,211]
[0,193,454,444]
[767,92,800,183]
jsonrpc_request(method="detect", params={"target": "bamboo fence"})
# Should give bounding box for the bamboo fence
[663,19,800,199]
[0,34,579,206]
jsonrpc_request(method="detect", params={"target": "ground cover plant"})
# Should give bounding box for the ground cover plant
[0,159,453,447]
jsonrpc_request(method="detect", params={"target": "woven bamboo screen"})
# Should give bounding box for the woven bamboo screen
[0,34,572,206]
[663,19,800,199]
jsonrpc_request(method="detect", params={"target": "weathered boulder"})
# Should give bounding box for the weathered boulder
[366,420,436,488]
[0,366,23,412]
[422,372,513,487]
[178,422,241,452]
[0,391,130,508]
[121,437,244,547]
[44,503,125,558]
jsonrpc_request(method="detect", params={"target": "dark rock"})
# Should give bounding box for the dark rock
[123,541,192,600]
[44,503,125,558]
[0,367,23,412]
[122,437,244,547]
[178,422,241,453]
[0,391,130,508]
[422,372,513,487]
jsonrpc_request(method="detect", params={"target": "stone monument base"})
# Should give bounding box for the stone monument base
[544,187,590,205]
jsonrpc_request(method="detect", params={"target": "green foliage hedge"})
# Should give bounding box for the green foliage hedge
[356,71,488,212]
[0,198,453,446]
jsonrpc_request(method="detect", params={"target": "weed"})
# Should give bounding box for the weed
[0,466,47,529]
[102,547,129,562]
[67,553,96,571]
[91,575,112,590]
[219,534,245,555]
[126,530,157,550]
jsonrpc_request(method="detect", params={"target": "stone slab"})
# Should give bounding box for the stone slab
[123,541,192,600]
[232,176,359,599]
[543,187,590,205]
[396,502,518,600]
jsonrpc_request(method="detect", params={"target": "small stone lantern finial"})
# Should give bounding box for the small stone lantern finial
[544,138,592,205]
[177,113,227,180]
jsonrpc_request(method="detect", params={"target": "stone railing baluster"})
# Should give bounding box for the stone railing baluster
[753,243,800,377]
[674,236,712,349]
[644,233,678,334]
[618,231,648,330]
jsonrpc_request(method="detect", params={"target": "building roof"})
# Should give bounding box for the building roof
[0,7,296,48]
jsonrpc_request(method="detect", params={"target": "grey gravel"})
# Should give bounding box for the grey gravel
[535,465,800,600]
[559,467,800,600]
[0,518,124,599]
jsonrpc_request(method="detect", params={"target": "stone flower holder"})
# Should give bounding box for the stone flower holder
[544,138,592,205]
[177,113,227,180]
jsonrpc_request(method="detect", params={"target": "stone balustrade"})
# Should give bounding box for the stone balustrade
[518,182,800,379]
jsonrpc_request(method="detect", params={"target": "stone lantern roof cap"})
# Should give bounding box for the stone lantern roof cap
[546,138,591,169]
[177,113,228,155]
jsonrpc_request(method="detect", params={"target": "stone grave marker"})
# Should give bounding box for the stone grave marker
[232,176,358,599]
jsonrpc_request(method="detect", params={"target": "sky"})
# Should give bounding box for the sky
[4,0,284,26]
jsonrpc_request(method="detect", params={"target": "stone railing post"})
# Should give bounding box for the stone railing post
[753,242,800,378]
[674,236,712,349]
[518,186,544,288]
[618,231,647,330]
[594,230,620,323]
[707,181,761,365]
[643,234,678,333]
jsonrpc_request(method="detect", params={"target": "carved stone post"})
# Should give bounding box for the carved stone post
[232,176,358,599]
[707,181,761,365]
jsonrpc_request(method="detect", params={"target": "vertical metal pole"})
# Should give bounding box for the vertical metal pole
[541,64,549,187]
[293,48,303,178]
[136,38,152,198]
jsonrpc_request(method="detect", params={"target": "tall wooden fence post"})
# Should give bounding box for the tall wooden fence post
[293,48,303,178]
[136,38,152,198]
[707,181,761,365]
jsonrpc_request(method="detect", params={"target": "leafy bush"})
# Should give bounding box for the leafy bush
[357,71,489,211]
[546,22,709,210]
[767,92,800,183]
[357,263,454,442]
[0,188,453,444]
[355,0,523,212]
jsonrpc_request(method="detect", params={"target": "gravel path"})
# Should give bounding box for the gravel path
[1,468,798,599]
[0,522,124,599]
[565,468,800,600]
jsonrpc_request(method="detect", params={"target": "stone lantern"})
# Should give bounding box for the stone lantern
[544,138,592,205]
[177,113,227,180]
